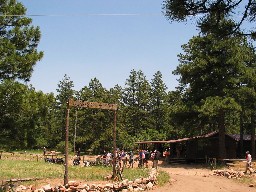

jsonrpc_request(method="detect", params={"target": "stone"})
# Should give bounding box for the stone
[127,185,134,191]
[42,184,52,192]
[104,183,113,188]
[15,185,27,192]
[68,181,79,187]
[146,182,154,190]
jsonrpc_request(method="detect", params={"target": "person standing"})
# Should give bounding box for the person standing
[245,151,253,174]
[128,151,134,168]
[163,148,171,165]
[43,147,46,156]
[152,150,161,169]
[138,149,145,168]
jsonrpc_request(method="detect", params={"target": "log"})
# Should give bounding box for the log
[1,178,40,184]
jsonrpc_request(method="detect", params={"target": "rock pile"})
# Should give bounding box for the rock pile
[213,169,245,179]
[5,168,158,192]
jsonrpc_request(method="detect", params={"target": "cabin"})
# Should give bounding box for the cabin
[229,134,255,157]
[135,131,248,162]
[184,132,237,160]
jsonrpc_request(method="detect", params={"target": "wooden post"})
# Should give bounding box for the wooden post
[112,110,117,178]
[64,105,70,185]
[73,110,78,154]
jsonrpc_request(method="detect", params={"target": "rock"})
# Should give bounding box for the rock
[127,185,134,191]
[29,185,36,191]
[97,184,103,190]
[134,178,142,184]
[8,166,158,192]
[105,183,114,188]
[66,188,73,192]
[90,184,97,189]
[170,178,177,183]
[146,182,154,190]
[121,179,129,186]
[113,183,120,189]
[69,185,77,191]
[42,184,52,192]
[68,181,79,187]
[34,189,45,192]
[104,174,112,180]
[15,185,27,192]
[141,178,147,184]
[249,184,254,187]
[58,186,66,192]
[77,183,89,189]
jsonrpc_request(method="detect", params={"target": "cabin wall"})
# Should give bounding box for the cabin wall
[185,135,237,159]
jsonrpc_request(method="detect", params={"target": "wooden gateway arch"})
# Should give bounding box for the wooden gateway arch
[64,98,118,185]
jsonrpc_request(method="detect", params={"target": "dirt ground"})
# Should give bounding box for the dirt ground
[151,162,256,192]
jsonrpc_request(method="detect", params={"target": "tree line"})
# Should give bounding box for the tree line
[1,0,256,158]
[0,71,174,153]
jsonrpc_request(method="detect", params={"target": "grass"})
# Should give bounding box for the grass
[0,159,159,181]
[0,160,64,180]
[157,170,170,186]
[0,158,169,186]
[236,175,256,186]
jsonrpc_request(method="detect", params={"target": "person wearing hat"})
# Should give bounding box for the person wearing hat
[245,151,253,174]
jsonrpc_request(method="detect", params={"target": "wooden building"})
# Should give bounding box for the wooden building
[135,131,239,161]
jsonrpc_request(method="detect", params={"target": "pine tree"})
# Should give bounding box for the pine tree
[0,0,43,81]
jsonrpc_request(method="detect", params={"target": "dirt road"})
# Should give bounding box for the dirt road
[151,164,256,192]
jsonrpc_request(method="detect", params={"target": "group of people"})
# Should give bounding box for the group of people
[100,149,134,168]
[99,148,169,170]
[43,146,171,168]
[137,149,162,168]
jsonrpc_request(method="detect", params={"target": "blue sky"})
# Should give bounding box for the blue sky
[19,0,198,94]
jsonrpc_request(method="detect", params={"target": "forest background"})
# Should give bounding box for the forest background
[1,0,256,159]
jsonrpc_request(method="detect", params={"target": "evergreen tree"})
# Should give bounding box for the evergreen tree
[150,71,169,135]
[174,17,255,158]
[0,0,43,81]
[166,90,191,138]
[76,78,114,153]
[162,0,256,39]
[55,74,75,141]
[122,70,151,137]
[0,80,27,148]
[0,80,56,149]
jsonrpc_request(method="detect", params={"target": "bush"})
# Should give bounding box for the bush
[56,141,73,153]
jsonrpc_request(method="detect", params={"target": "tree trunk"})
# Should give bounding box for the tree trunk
[218,111,226,159]
[239,111,244,158]
[251,113,255,159]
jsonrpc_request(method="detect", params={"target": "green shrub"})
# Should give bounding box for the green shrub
[56,141,73,153]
